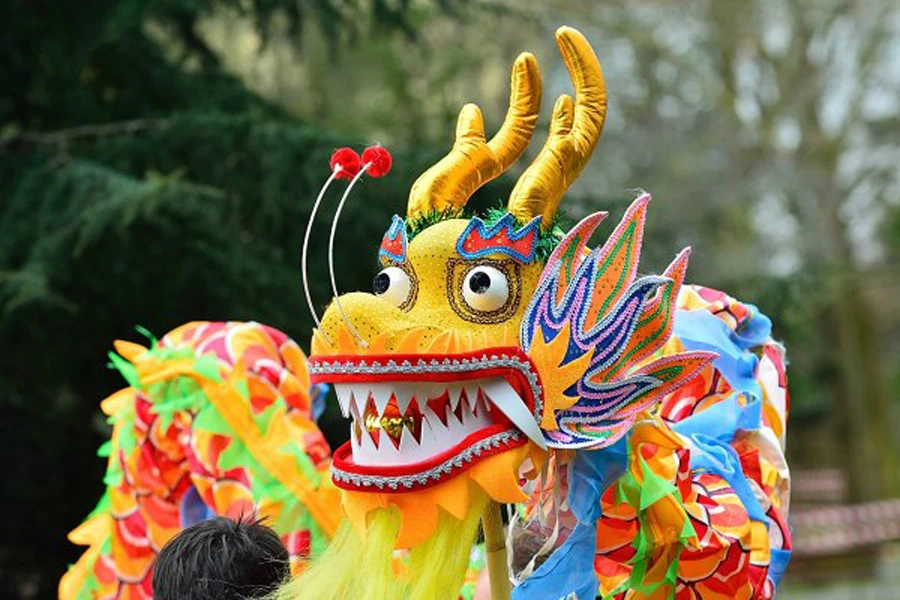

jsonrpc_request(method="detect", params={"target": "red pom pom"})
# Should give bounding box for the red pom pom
[330,147,361,180]
[362,145,392,178]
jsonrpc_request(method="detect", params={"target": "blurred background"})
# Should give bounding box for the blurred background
[1,0,899,597]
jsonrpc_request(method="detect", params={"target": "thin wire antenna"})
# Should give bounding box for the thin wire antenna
[301,166,342,344]
[328,162,372,348]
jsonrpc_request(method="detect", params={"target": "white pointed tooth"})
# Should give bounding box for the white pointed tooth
[446,406,468,436]
[350,424,361,455]
[417,416,444,458]
[480,378,548,450]
[460,411,479,436]
[448,384,464,412]
[334,384,353,418]
[455,394,472,424]
[348,395,362,421]
[435,382,452,401]
[480,397,493,425]
[350,385,370,416]
[470,391,482,417]
[370,383,393,416]
[399,423,418,452]
[443,402,456,429]
[459,402,482,435]
[375,433,396,463]
[474,394,492,424]
[422,405,444,431]
[455,404,472,431]
[358,423,377,461]
[394,383,416,414]
[414,383,431,402]
[464,382,480,407]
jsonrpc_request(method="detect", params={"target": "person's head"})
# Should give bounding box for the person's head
[153,515,290,600]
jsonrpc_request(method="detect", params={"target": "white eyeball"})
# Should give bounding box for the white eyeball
[373,266,411,307]
[462,265,509,312]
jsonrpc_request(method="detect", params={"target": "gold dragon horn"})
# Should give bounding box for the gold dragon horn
[507,27,607,227]
[406,53,542,220]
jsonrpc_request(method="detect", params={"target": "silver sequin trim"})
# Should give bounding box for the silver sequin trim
[331,430,522,490]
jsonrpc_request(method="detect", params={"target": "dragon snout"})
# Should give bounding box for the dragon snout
[318,292,410,348]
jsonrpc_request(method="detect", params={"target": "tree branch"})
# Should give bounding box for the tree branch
[0,119,170,151]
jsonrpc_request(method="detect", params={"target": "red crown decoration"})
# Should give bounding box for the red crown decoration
[456,213,541,264]
[379,215,407,263]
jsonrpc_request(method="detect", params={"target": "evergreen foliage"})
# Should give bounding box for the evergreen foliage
[0,1,484,596]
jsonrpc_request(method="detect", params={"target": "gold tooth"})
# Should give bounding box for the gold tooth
[364,414,416,439]
[381,417,405,439]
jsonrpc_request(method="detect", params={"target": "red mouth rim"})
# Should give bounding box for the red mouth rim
[331,424,526,492]
[308,346,542,417]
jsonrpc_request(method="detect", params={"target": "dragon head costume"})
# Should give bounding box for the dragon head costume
[309,25,709,541]
[286,26,791,600]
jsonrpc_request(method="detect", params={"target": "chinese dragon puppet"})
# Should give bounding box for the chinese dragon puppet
[278,26,791,600]
[61,25,791,600]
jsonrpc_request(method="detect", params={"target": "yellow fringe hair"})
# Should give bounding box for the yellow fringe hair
[272,490,488,600]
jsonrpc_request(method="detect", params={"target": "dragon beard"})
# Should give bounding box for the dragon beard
[278,489,489,600]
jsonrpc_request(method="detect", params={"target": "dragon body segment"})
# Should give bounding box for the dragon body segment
[60,322,341,600]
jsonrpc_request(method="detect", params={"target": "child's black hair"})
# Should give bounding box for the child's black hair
[152,515,290,600]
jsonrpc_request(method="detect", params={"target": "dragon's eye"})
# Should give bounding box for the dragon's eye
[373,266,411,307]
[462,266,509,312]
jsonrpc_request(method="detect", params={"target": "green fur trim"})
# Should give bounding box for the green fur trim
[405,206,468,240]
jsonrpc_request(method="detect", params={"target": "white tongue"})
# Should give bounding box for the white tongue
[480,378,547,450]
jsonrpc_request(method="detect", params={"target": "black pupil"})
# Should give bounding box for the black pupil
[468,271,491,294]
[373,272,391,295]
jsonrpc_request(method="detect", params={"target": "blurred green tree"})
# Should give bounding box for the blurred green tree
[0,0,501,596]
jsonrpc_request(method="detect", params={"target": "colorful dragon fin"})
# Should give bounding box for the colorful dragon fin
[522,195,716,449]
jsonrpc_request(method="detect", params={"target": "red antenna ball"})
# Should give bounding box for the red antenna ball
[362,146,392,178]
[330,147,362,180]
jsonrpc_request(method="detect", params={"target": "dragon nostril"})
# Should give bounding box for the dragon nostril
[468,271,491,293]
[373,272,391,295]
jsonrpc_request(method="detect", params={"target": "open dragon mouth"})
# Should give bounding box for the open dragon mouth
[308,347,545,491]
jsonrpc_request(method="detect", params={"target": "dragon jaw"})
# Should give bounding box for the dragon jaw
[309,347,545,492]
